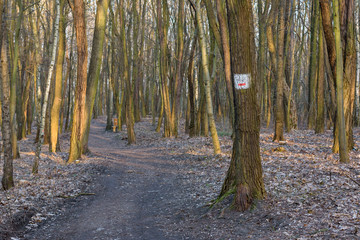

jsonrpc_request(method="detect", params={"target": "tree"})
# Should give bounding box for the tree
[308,0,320,129]
[68,0,88,163]
[220,0,265,211]
[50,0,66,153]
[33,0,60,173]
[156,0,173,137]
[1,0,14,190]
[273,0,286,142]
[332,0,349,163]
[196,0,221,155]
[119,0,136,144]
[320,0,356,159]
[10,0,23,159]
[82,0,110,153]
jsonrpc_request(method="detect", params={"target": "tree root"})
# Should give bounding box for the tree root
[210,187,236,209]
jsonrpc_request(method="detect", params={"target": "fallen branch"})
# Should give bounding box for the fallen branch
[56,193,96,199]
[344,173,360,187]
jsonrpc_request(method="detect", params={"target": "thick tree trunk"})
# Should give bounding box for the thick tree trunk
[68,0,88,163]
[221,0,265,211]
[1,0,14,189]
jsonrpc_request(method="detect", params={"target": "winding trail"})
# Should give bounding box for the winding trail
[26,117,187,240]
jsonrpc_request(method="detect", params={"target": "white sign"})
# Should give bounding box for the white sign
[234,74,251,90]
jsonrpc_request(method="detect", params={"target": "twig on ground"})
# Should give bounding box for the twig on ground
[56,193,96,199]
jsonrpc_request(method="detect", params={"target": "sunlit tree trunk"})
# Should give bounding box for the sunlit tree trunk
[196,0,221,155]
[33,0,60,173]
[68,0,88,163]
[320,0,355,155]
[50,0,66,152]
[81,0,110,153]
[9,0,23,159]
[1,0,14,190]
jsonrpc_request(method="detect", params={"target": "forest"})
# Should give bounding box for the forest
[0,0,360,239]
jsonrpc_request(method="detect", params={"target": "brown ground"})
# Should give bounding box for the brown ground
[1,116,360,239]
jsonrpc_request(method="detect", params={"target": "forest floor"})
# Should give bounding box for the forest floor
[1,116,360,240]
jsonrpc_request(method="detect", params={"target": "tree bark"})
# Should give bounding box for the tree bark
[308,0,320,129]
[33,0,60,173]
[222,0,265,211]
[1,0,14,190]
[50,0,66,152]
[273,0,286,142]
[332,0,349,163]
[81,0,110,153]
[119,0,136,144]
[196,0,221,155]
[68,0,88,163]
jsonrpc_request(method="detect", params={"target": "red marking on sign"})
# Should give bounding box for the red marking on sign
[238,83,246,86]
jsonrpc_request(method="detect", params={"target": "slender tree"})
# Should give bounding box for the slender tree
[50,0,66,152]
[273,0,286,142]
[33,0,60,173]
[196,0,221,155]
[82,0,110,153]
[332,0,349,163]
[119,0,136,144]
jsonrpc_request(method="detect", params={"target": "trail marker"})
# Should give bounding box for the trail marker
[234,74,251,90]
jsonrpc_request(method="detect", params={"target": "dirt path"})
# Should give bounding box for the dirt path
[25,118,188,240]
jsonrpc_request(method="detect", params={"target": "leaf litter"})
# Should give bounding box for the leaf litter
[1,118,359,239]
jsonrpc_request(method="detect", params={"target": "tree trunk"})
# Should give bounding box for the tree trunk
[33,0,60,173]
[119,0,136,144]
[68,0,88,163]
[315,21,325,134]
[332,0,349,163]
[10,0,23,159]
[187,32,197,137]
[308,0,320,129]
[50,0,66,152]
[273,0,286,142]
[196,0,221,155]
[157,0,173,137]
[81,0,110,153]
[221,0,265,211]
[1,0,14,189]
[171,0,185,137]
